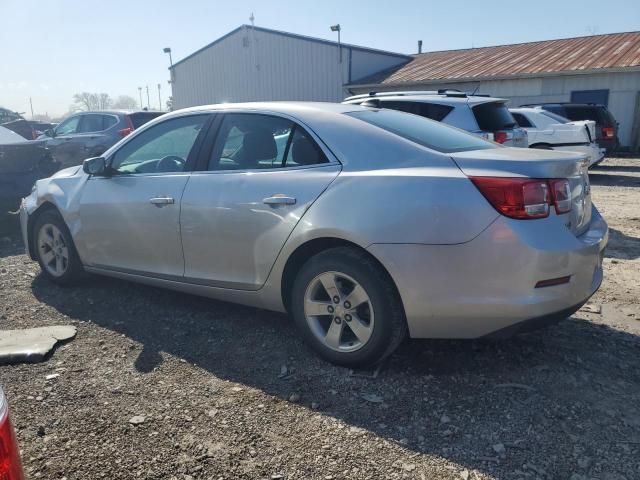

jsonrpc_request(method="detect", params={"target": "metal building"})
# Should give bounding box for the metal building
[170,25,411,109]
[348,31,640,149]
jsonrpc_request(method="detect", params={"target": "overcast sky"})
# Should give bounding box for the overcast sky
[2,0,639,118]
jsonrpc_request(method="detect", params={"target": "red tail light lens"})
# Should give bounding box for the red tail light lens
[0,388,24,480]
[118,127,133,137]
[31,128,37,140]
[471,177,573,220]
[493,131,508,144]
[602,127,614,138]
[549,179,571,214]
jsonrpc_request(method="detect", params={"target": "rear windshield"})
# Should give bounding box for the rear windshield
[472,102,517,131]
[128,112,164,129]
[347,109,494,153]
[541,111,570,124]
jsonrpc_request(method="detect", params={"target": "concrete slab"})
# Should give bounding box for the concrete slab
[0,326,76,364]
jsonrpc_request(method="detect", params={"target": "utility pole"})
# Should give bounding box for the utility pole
[138,87,143,109]
[157,83,162,111]
[330,24,342,63]
[146,85,150,109]
[29,97,34,119]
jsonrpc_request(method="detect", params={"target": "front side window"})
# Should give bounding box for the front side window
[55,116,81,135]
[110,115,207,174]
[348,109,493,153]
[208,113,327,171]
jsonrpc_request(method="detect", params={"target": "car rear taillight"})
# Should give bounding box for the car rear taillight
[119,116,135,137]
[493,131,508,144]
[30,128,37,140]
[549,179,571,214]
[601,127,614,138]
[0,388,24,480]
[471,177,572,220]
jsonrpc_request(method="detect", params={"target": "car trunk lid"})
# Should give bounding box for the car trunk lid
[450,147,592,236]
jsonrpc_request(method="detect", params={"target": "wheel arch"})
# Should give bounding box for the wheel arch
[280,237,405,318]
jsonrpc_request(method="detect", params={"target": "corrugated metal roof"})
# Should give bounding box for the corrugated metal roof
[352,31,640,86]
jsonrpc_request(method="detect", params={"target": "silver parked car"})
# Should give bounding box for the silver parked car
[19,102,608,367]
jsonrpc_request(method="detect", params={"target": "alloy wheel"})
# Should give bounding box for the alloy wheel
[37,223,69,278]
[303,271,374,352]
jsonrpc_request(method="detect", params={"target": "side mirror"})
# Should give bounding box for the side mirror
[44,129,54,138]
[83,157,107,176]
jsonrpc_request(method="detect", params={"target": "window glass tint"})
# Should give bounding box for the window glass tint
[55,116,81,135]
[380,101,453,122]
[543,105,567,117]
[129,112,164,129]
[111,115,207,174]
[209,114,294,171]
[540,111,570,124]
[103,115,118,129]
[511,112,533,128]
[347,109,493,153]
[564,107,601,122]
[285,128,328,167]
[472,102,517,131]
[78,114,106,133]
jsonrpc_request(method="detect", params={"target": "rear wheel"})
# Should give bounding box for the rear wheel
[291,247,407,367]
[33,210,84,285]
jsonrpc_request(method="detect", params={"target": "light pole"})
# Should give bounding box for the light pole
[145,85,150,109]
[157,83,162,111]
[138,87,143,109]
[330,24,341,63]
[163,47,174,83]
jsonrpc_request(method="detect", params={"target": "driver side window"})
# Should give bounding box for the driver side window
[111,115,207,174]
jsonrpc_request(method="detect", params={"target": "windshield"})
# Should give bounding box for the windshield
[347,109,494,153]
[541,111,570,124]
[472,102,517,131]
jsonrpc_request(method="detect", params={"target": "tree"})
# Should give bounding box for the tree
[71,92,112,111]
[112,95,138,110]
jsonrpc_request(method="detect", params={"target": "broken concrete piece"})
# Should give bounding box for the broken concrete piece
[0,326,76,364]
[582,303,602,314]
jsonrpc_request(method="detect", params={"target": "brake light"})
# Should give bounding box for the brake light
[118,127,133,137]
[30,128,37,140]
[0,388,24,480]
[471,177,572,219]
[493,131,508,144]
[549,179,571,214]
[602,127,614,138]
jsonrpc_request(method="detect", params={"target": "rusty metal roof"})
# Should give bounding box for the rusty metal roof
[354,31,640,86]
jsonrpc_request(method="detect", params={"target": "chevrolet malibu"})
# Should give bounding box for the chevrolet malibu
[19,103,608,367]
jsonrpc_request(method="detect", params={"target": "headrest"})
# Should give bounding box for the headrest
[292,135,322,165]
[242,129,277,164]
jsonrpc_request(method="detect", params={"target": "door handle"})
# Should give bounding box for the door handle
[263,195,296,206]
[149,197,175,206]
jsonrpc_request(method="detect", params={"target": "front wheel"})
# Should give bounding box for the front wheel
[290,247,407,367]
[33,210,84,285]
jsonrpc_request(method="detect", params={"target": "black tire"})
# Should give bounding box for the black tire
[290,246,407,368]
[32,210,84,285]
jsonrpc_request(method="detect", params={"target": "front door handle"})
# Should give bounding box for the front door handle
[263,195,296,206]
[149,197,175,206]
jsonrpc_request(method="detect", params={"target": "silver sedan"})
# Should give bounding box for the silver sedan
[19,102,608,367]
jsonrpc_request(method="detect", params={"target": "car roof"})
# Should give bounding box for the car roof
[522,103,606,108]
[69,110,165,115]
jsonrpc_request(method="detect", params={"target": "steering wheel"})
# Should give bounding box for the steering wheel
[156,155,185,172]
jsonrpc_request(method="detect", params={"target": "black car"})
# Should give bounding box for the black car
[1,119,55,140]
[521,103,619,152]
[0,133,60,213]
[40,110,164,168]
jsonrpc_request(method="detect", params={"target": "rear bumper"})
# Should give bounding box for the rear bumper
[553,144,605,167]
[368,208,608,339]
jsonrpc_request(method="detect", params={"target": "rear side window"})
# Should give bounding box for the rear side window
[472,102,517,131]
[564,107,601,123]
[542,105,567,117]
[78,114,117,133]
[511,113,533,128]
[540,111,569,124]
[380,101,453,122]
[348,109,493,153]
[129,112,164,129]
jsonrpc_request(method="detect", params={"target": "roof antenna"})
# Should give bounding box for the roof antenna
[470,83,481,96]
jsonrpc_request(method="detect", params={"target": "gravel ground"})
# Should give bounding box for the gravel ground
[1,157,639,480]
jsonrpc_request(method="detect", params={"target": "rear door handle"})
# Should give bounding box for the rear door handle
[149,197,175,206]
[263,195,296,206]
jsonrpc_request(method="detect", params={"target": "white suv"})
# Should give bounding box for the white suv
[343,90,528,148]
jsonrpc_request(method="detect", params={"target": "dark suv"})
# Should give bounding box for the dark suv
[521,103,619,152]
[40,110,164,168]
